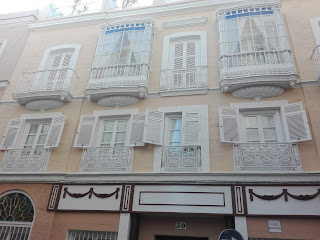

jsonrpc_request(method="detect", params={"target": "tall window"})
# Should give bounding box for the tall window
[92,19,154,80]
[218,4,291,69]
[23,123,51,149]
[166,115,182,146]
[98,120,128,147]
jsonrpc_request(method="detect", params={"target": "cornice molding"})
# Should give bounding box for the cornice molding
[0,172,320,184]
[29,0,246,31]
[0,15,37,29]
[163,16,207,29]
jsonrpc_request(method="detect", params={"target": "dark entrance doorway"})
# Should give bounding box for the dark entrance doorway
[155,236,208,240]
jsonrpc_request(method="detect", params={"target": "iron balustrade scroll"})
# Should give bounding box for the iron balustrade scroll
[0,149,51,172]
[14,68,78,95]
[233,143,302,172]
[311,45,320,81]
[80,147,133,172]
[220,50,296,81]
[160,66,207,91]
[161,146,201,172]
[88,63,149,89]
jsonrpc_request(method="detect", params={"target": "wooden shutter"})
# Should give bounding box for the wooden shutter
[182,112,201,146]
[219,107,241,143]
[44,116,66,148]
[143,109,164,145]
[127,113,146,147]
[74,116,98,148]
[0,119,23,150]
[281,103,311,142]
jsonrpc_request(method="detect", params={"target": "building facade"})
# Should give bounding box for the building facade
[0,0,320,239]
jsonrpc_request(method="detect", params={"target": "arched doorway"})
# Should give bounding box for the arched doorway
[0,192,34,240]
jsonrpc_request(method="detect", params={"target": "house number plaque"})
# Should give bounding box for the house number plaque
[175,222,187,230]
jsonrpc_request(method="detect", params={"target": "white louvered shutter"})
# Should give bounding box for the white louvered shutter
[74,116,98,148]
[182,112,201,146]
[143,110,164,145]
[0,119,23,150]
[281,103,311,142]
[127,113,146,147]
[44,116,66,148]
[219,107,241,143]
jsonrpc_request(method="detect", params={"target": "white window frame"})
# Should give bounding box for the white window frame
[310,17,320,45]
[0,40,7,57]
[160,31,207,95]
[153,105,209,173]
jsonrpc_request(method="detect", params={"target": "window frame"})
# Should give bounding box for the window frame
[20,120,52,149]
[0,40,7,57]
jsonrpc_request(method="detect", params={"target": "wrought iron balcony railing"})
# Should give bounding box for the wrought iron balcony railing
[311,45,320,81]
[14,68,78,96]
[161,146,201,172]
[80,147,133,172]
[233,143,302,172]
[0,222,32,240]
[220,49,296,81]
[87,64,149,89]
[0,149,51,173]
[160,66,207,91]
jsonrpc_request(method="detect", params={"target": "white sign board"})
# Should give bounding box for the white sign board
[268,220,281,233]
[175,222,187,230]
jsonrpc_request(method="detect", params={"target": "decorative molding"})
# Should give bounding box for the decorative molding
[159,87,209,97]
[234,186,245,215]
[122,185,132,211]
[25,99,64,112]
[20,112,61,119]
[97,96,139,108]
[249,188,320,202]
[232,86,284,101]
[230,100,288,109]
[0,13,37,29]
[63,187,120,199]
[48,185,60,210]
[163,17,207,29]
[29,0,244,32]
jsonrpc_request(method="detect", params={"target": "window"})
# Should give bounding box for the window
[218,4,291,69]
[0,40,7,57]
[67,230,117,240]
[161,32,207,92]
[0,192,34,240]
[0,113,65,172]
[90,19,154,83]
[97,119,128,147]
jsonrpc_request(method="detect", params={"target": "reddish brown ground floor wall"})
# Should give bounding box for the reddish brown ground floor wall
[247,217,320,240]
[138,215,226,240]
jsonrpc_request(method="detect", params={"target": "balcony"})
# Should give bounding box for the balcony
[86,63,149,107]
[79,147,133,172]
[220,50,298,100]
[233,143,302,172]
[161,146,201,172]
[0,149,51,173]
[12,68,78,111]
[311,45,320,82]
[160,66,208,96]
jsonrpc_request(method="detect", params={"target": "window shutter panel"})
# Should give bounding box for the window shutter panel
[219,107,240,143]
[143,109,164,145]
[173,42,184,69]
[186,41,196,69]
[62,53,72,67]
[126,113,146,147]
[52,55,62,68]
[0,119,23,150]
[73,115,98,148]
[44,116,66,148]
[281,103,311,142]
[182,112,201,146]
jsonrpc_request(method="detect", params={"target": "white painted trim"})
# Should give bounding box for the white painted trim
[117,213,131,240]
[153,105,210,173]
[159,87,209,97]
[20,112,61,119]
[38,44,81,70]
[93,108,138,116]
[310,17,320,45]
[235,216,248,240]
[0,81,9,89]
[0,40,7,57]
[0,15,37,29]
[230,100,288,109]
[0,190,36,240]
[161,31,207,70]
[163,17,207,29]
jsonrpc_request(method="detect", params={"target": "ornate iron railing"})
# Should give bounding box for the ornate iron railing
[233,143,302,172]
[88,64,149,89]
[0,222,32,240]
[311,45,320,81]
[161,146,201,172]
[160,66,207,90]
[14,68,78,95]
[0,149,51,172]
[220,49,296,80]
[80,147,133,172]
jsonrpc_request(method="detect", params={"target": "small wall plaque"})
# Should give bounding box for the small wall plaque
[175,222,187,230]
[268,220,282,233]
